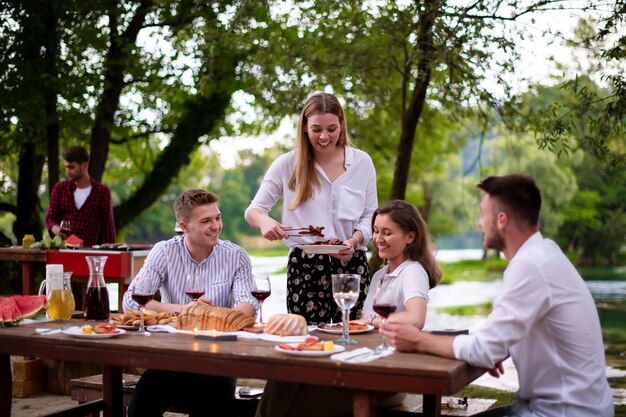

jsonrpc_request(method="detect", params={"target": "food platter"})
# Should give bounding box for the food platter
[315,324,374,335]
[62,326,126,339]
[274,343,345,357]
[298,244,350,254]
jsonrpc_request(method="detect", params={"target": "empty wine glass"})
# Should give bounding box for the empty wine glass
[131,288,155,336]
[252,276,271,324]
[185,273,204,302]
[331,274,361,345]
[372,284,397,350]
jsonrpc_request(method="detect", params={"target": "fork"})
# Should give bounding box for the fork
[38,323,73,334]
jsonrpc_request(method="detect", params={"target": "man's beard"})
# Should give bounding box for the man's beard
[484,230,505,252]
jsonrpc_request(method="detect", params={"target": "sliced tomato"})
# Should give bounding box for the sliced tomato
[93,323,119,334]
[302,337,319,345]
[278,343,298,351]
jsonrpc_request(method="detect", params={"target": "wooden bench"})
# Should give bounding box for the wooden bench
[70,374,259,417]
[70,374,496,417]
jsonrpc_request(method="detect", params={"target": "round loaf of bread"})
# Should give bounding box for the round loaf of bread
[263,314,307,336]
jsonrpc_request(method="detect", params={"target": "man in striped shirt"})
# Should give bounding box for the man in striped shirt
[123,189,258,417]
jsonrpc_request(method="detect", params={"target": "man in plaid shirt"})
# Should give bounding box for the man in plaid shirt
[45,146,116,246]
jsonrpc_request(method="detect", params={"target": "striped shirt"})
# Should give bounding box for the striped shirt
[122,236,259,312]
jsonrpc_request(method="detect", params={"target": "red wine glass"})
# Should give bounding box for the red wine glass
[60,219,72,237]
[131,289,154,336]
[252,276,271,324]
[372,285,397,350]
[185,273,204,302]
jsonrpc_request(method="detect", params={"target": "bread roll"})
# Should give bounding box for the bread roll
[264,314,307,336]
[177,303,255,332]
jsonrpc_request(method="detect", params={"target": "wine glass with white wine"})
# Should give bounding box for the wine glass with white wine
[331,274,361,345]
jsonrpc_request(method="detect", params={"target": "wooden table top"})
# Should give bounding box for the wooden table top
[0,246,47,262]
[0,320,485,396]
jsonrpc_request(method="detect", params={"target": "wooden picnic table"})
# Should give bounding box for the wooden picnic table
[0,320,486,417]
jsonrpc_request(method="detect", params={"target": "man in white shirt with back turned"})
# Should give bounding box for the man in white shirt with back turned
[382,173,614,417]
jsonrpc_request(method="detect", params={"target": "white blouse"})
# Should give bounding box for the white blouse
[245,147,378,249]
[362,260,430,318]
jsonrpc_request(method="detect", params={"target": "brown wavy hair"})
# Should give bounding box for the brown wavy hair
[372,200,442,289]
[288,92,353,210]
[174,189,219,222]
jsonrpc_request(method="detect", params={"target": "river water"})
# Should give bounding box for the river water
[250,249,626,398]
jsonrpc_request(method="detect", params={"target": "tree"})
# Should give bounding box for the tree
[240,0,604,203]
[0,0,272,243]
[522,4,626,170]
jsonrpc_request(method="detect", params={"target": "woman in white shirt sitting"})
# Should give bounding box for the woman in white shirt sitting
[255,200,442,417]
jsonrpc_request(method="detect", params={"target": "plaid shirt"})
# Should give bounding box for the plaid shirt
[45,179,116,246]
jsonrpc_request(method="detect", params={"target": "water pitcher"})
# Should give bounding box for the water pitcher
[84,256,110,321]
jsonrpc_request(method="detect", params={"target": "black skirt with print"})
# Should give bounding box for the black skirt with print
[286,248,370,325]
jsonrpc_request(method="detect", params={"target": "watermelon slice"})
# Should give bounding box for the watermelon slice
[12,295,48,319]
[0,298,21,326]
[65,234,84,248]
[0,295,48,325]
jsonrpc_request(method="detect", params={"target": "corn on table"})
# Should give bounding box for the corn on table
[0,320,486,417]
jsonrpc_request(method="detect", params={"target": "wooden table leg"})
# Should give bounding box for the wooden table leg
[423,394,441,417]
[22,261,36,294]
[353,390,376,417]
[102,365,124,417]
[0,354,12,417]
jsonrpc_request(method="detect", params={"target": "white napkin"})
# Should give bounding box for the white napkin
[35,327,67,335]
[24,317,52,325]
[145,325,263,340]
[257,333,311,343]
[330,347,394,363]
[146,324,182,333]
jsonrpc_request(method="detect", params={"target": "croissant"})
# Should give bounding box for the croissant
[177,303,255,332]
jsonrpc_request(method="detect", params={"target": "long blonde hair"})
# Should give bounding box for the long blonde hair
[288,92,353,210]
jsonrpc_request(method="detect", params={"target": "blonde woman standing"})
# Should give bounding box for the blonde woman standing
[245,92,378,324]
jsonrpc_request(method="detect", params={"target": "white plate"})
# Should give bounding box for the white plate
[62,326,126,339]
[298,244,350,254]
[315,324,374,335]
[274,343,346,357]
[258,333,311,343]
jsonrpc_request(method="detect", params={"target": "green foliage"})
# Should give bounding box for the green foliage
[436,302,493,316]
[440,258,508,284]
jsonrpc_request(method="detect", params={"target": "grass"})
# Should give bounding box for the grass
[246,247,289,257]
[440,258,508,284]
[436,302,493,316]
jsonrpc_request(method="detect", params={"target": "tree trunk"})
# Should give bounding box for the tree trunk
[44,0,60,191]
[390,2,439,200]
[14,143,45,241]
[89,0,154,181]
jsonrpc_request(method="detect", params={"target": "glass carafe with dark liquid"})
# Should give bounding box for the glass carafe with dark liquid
[84,256,110,320]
